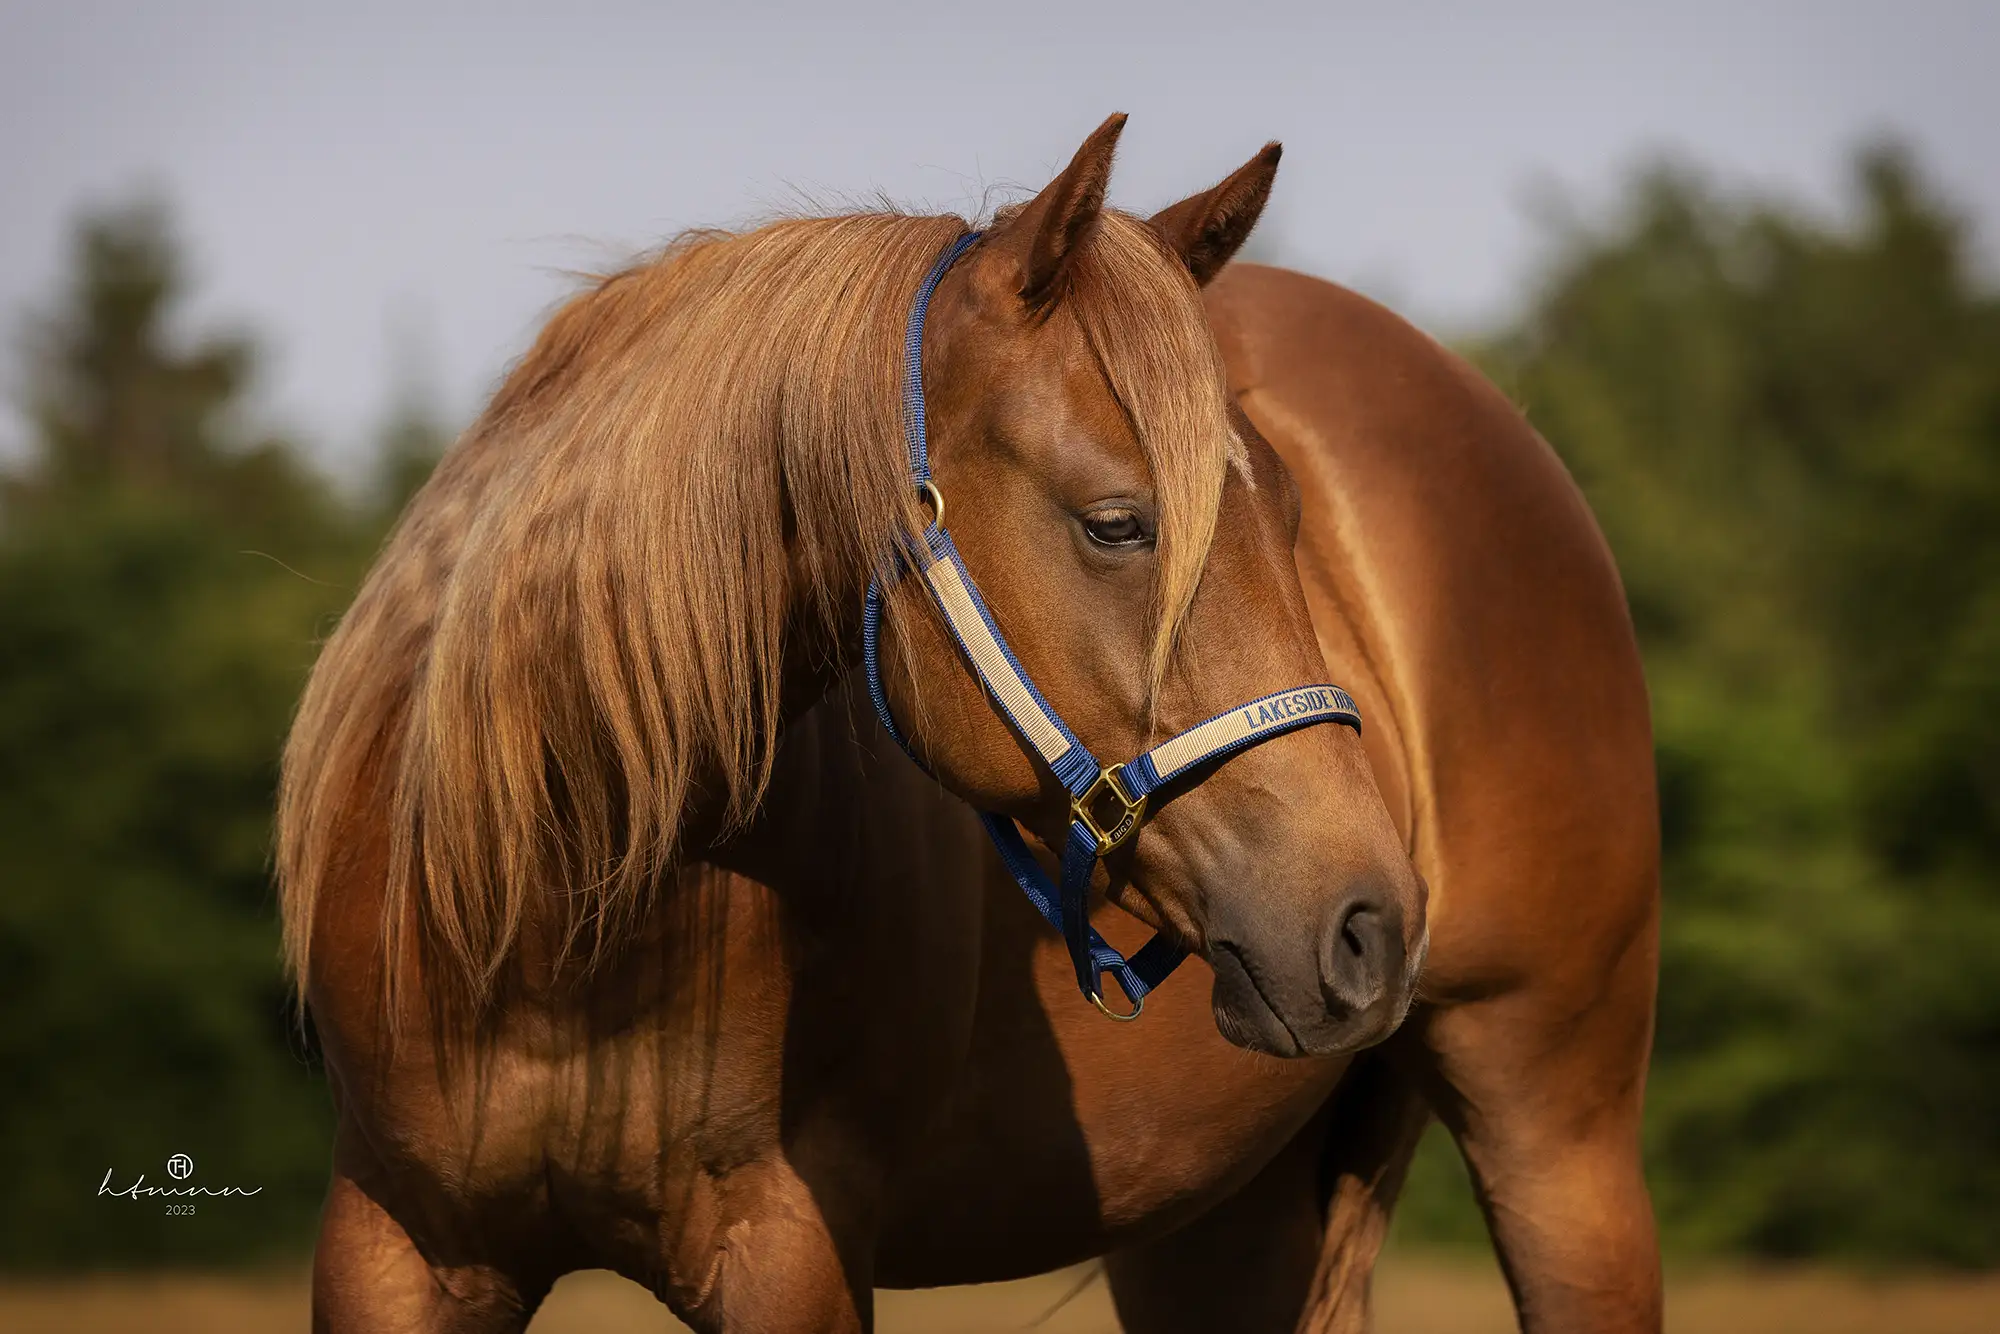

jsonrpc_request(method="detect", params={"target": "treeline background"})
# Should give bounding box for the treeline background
[2,145,1995,1271]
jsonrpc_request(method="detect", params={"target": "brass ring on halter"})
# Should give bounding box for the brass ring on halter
[1089,988,1144,1022]
[919,480,945,530]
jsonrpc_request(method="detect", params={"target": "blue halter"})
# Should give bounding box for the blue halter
[862,231,1362,1018]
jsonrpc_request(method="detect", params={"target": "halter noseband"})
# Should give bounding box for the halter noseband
[862,231,1362,1018]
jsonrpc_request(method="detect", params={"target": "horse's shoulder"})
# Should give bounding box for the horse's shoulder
[1206,260,1627,653]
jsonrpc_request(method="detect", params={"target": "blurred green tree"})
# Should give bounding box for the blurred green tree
[1464,143,2000,1265]
[0,202,362,1267]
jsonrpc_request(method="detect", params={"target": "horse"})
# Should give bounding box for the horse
[279,113,1438,1333]
[278,117,1656,1334]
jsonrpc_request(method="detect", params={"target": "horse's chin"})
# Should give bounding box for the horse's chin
[1207,938,1415,1059]
[1207,940,1307,1057]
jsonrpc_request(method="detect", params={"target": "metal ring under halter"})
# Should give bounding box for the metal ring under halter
[1090,986,1144,1022]
[860,230,1365,1019]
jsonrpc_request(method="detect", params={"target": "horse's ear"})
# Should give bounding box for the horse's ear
[1149,142,1282,287]
[1001,113,1127,309]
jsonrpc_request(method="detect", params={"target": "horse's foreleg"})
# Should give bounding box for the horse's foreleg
[660,1149,875,1334]
[1420,934,1663,1333]
[1293,1048,1430,1333]
[312,1168,541,1334]
[1102,1100,1329,1334]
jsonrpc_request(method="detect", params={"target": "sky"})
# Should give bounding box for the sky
[3,1,1996,474]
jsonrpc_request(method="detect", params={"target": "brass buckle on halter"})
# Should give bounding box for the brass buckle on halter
[1073,764,1147,855]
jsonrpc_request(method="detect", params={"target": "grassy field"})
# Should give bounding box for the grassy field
[5,1254,1999,1333]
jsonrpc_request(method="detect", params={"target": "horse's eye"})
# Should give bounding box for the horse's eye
[1083,509,1151,548]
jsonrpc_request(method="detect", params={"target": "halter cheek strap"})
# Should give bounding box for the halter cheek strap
[862,231,1362,1017]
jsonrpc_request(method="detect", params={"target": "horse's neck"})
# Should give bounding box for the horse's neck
[701,681,863,882]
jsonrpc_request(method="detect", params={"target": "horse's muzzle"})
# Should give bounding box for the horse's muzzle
[1207,870,1423,1058]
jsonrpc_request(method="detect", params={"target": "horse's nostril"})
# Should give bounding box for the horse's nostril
[1341,907,1372,959]
[1320,898,1396,1015]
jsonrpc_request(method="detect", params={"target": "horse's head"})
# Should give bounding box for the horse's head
[875,116,1426,1057]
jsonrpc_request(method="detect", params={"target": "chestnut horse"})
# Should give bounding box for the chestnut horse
[279,117,1658,1333]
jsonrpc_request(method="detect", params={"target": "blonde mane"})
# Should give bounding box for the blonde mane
[276,207,1237,1004]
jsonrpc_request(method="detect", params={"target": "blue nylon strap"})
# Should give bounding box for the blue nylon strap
[1059,821,1101,995]
[860,228,1366,1014]
[902,231,982,486]
[861,579,916,760]
[918,529,1100,795]
[868,557,1167,1004]
[978,813,1189,1006]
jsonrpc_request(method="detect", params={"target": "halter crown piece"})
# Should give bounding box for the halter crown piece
[863,231,1363,1019]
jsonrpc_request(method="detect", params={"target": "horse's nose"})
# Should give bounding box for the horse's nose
[1319,884,1405,1018]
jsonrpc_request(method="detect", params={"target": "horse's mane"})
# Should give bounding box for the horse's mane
[276,208,1235,1004]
